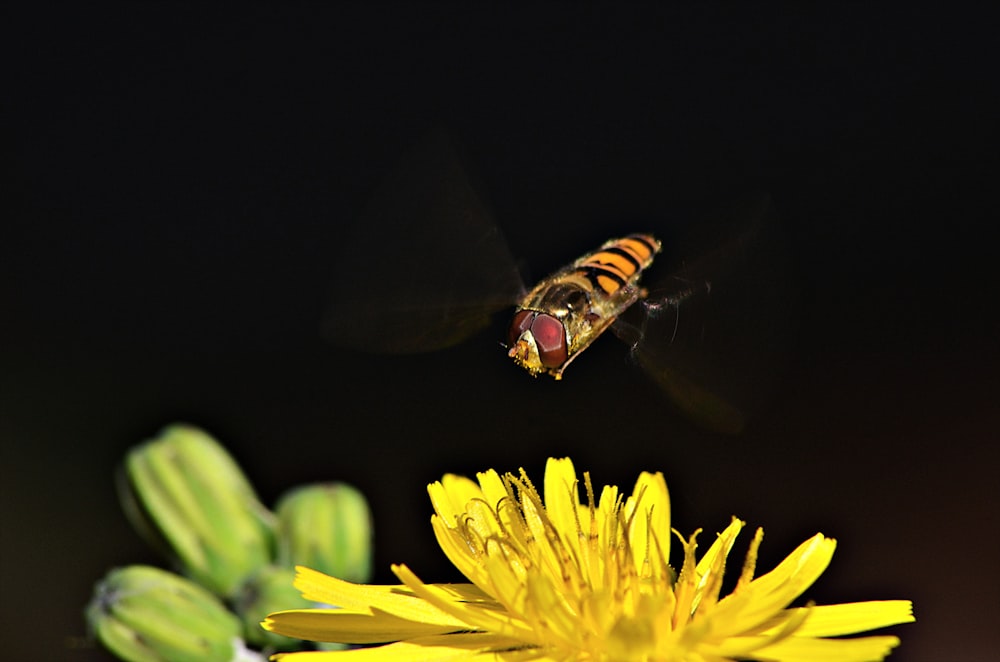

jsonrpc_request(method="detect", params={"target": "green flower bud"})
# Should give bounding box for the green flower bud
[118,424,275,597]
[275,483,373,582]
[233,565,312,651]
[86,565,259,662]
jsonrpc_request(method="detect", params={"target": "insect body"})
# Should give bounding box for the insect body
[506,234,661,378]
[324,132,787,433]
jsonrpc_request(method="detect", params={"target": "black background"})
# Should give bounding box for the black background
[3,5,998,661]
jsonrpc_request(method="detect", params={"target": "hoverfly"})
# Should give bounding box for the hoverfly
[324,132,790,433]
[505,232,661,379]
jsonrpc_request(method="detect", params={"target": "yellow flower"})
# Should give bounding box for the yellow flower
[264,458,913,660]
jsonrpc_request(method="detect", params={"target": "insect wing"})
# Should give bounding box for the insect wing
[614,194,793,433]
[323,132,524,354]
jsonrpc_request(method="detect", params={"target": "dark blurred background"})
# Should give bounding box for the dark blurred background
[2,5,997,661]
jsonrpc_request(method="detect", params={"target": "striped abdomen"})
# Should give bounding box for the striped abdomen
[572,234,660,295]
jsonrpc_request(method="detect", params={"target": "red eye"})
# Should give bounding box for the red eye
[529,313,567,369]
[508,310,535,347]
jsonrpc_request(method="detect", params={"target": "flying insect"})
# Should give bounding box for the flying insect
[324,132,790,433]
[506,233,661,379]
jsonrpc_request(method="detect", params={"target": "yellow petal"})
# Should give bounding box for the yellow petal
[481,540,530,615]
[429,475,483,525]
[772,600,915,637]
[542,457,579,535]
[693,517,744,582]
[273,631,546,661]
[735,634,902,661]
[263,608,462,644]
[429,516,499,595]
[464,497,504,542]
[711,602,810,657]
[746,533,836,601]
[476,468,509,515]
[291,566,466,625]
[393,563,539,643]
[625,471,670,575]
[595,484,621,554]
[520,486,567,587]
[711,533,835,633]
[690,518,744,614]
[523,570,584,650]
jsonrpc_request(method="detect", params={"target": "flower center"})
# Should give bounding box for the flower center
[455,469,677,657]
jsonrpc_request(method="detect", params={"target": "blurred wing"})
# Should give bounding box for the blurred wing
[613,194,794,434]
[323,131,524,354]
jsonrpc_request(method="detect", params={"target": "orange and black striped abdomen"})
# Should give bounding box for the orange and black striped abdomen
[575,234,661,295]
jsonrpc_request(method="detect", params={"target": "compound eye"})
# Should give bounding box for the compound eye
[508,310,535,347]
[530,313,568,369]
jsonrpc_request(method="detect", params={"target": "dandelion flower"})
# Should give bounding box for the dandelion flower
[264,457,913,660]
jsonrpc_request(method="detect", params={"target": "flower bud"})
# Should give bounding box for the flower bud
[275,483,373,582]
[86,565,256,662]
[118,424,275,597]
[233,565,313,651]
